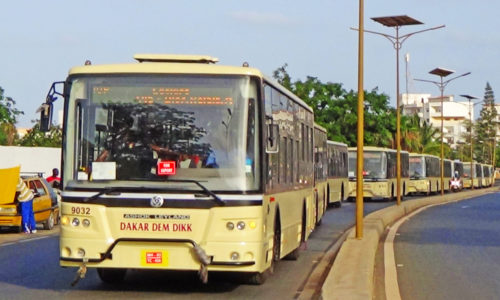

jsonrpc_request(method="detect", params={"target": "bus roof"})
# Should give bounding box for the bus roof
[314,123,327,132]
[327,140,348,147]
[348,146,409,154]
[69,56,263,77]
[409,153,440,159]
[68,54,314,114]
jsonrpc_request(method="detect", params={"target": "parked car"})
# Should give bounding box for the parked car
[0,176,59,232]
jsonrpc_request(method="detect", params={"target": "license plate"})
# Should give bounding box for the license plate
[141,250,169,267]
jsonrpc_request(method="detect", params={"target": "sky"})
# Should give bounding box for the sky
[1,0,499,128]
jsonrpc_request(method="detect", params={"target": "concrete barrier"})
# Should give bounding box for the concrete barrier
[322,186,499,300]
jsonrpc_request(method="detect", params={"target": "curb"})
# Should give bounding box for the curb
[321,186,499,300]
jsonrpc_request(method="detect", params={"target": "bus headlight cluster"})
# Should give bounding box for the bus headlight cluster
[65,217,91,227]
[226,220,257,231]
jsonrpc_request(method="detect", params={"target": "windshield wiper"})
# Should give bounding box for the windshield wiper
[84,187,127,202]
[83,179,225,206]
[164,178,225,206]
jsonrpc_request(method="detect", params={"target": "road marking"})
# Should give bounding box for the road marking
[1,235,50,247]
[384,203,443,300]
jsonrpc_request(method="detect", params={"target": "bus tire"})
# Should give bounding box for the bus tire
[43,211,55,230]
[315,192,322,226]
[97,268,127,284]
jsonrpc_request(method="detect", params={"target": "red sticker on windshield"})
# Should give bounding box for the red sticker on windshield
[157,161,176,175]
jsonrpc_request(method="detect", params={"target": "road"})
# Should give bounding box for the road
[0,200,393,299]
[384,190,500,300]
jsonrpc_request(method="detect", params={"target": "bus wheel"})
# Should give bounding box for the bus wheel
[315,193,322,226]
[43,211,55,230]
[97,268,127,284]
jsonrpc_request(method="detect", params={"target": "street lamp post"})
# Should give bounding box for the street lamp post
[355,0,365,239]
[352,16,444,205]
[460,94,478,190]
[415,69,471,195]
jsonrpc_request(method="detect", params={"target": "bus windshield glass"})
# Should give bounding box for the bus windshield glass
[409,156,424,179]
[348,151,387,180]
[63,75,260,192]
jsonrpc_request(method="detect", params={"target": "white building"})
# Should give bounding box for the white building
[401,93,474,149]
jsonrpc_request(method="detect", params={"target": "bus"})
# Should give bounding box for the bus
[481,163,492,187]
[326,141,348,206]
[443,159,453,192]
[347,147,409,201]
[313,124,328,225]
[40,54,317,285]
[463,162,481,189]
[408,153,441,194]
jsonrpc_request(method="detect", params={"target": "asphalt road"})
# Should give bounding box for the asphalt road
[393,190,500,300]
[0,199,395,300]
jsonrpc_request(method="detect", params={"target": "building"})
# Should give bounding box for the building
[401,93,474,149]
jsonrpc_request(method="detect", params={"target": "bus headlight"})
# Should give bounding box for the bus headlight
[226,222,235,230]
[230,252,240,261]
[77,248,86,257]
[71,218,80,227]
[236,221,246,230]
[82,219,90,227]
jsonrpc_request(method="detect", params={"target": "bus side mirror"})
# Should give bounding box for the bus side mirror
[40,81,65,132]
[39,103,53,132]
[266,124,279,153]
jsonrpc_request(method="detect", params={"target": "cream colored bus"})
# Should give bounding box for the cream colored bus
[443,159,453,192]
[408,153,441,195]
[313,124,328,225]
[347,147,409,201]
[463,162,481,188]
[326,141,348,206]
[40,54,316,285]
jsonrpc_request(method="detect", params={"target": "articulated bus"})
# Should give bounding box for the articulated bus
[313,124,328,225]
[326,141,348,206]
[408,153,441,195]
[40,54,318,284]
[347,147,409,201]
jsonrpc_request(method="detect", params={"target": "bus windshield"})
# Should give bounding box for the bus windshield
[409,156,425,179]
[63,75,260,192]
[348,151,387,180]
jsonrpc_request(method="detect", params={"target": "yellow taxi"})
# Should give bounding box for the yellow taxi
[0,176,59,232]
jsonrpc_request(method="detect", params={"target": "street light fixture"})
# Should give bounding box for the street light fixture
[460,94,479,190]
[352,16,444,205]
[415,69,471,195]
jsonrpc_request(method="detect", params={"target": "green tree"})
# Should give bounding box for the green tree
[273,65,396,147]
[474,82,497,164]
[0,86,24,145]
[18,122,62,147]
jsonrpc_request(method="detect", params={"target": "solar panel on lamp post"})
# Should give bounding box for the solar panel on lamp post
[352,16,444,205]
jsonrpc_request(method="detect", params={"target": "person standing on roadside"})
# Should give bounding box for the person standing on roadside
[46,168,61,188]
[16,177,36,234]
